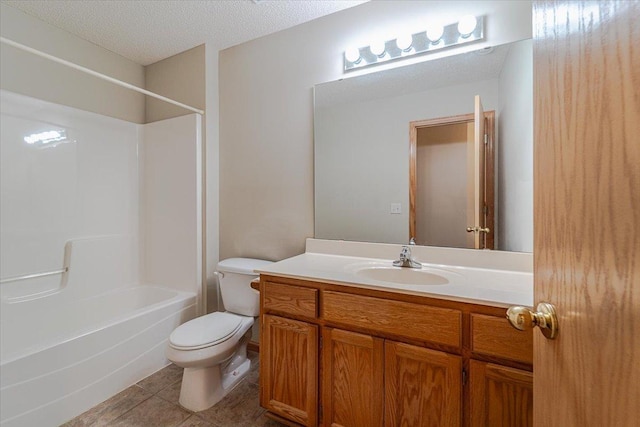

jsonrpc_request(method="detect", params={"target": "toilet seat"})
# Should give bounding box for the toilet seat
[169,312,243,351]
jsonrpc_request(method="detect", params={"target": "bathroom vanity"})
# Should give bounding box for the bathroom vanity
[256,240,533,427]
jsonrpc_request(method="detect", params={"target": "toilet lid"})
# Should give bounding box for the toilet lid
[169,312,243,350]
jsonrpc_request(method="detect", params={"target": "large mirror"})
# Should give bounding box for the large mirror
[314,38,532,252]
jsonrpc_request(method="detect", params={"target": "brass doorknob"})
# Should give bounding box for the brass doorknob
[506,302,559,339]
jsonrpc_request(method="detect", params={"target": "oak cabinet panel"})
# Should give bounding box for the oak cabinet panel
[260,314,318,427]
[323,290,461,348]
[384,341,462,427]
[322,328,384,427]
[471,314,533,364]
[263,281,318,319]
[469,360,533,427]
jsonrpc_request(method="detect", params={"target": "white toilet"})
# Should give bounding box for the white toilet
[166,258,272,412]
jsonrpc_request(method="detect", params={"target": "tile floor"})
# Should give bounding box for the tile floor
[62,351,283,427]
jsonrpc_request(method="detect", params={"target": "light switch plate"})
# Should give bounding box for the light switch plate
[390,203,402,214]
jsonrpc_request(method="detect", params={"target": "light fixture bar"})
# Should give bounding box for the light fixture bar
[344,16,485,72]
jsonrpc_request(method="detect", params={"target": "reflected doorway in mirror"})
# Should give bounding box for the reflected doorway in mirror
[409,97,495,249]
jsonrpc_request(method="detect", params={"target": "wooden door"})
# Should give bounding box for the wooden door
[384,340,462,427]
[322,328,384,427]
[260,314,318,427]
[469,360,533,427]
[533,1,639,426]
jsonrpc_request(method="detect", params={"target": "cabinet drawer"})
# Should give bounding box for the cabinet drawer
[263,281,318,318]
[471,314,533,365]
[323,291,461,348]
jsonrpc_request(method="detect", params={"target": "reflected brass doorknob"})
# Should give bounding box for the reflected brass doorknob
[466,226,491,233]
[506,302,559,339]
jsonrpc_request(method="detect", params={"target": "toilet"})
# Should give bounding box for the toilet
[166,258,272,412]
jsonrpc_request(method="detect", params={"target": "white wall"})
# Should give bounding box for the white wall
[219,0,532,261]
[315,79,499,244]
[0,3,145,124]
[498,39,533,252]
[145,45,206,123]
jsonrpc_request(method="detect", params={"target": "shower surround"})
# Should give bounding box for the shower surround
[0,90,202,426]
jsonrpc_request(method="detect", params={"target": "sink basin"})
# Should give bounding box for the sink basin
[352,265,450,286]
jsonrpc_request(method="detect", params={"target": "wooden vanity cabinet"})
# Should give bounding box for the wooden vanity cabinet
[259,275,532,427]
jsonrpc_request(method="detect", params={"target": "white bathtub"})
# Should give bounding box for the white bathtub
[0,285,196,427]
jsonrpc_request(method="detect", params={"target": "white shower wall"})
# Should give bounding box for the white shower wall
[0,90,140,299]
[0,90,202,303]
[140,114,202,295]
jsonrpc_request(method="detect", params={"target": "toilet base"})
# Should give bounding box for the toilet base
[177,347,252,411]
[179,365,225,412]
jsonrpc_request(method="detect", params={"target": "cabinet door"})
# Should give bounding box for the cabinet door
[261,314,318,426]
[384,340,462,427]
[469,360,533,427]
[322,328,384,427]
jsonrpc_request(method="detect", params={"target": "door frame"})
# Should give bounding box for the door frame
[409,111,495,249]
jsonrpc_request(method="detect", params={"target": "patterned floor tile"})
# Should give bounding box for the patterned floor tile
[61,385,152,427]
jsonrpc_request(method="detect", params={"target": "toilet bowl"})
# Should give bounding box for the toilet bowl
[165,258,272,412]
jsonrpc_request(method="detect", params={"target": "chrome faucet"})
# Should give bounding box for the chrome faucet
[393,245,422,268]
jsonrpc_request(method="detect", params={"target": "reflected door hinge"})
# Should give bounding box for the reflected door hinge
[484,133,488,145]
[462,368,468,385]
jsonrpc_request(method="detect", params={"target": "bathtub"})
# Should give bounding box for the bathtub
[0,285,196,427]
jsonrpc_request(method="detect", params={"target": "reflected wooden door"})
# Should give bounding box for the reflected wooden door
[467,95,487,249]
[533,1,639,425]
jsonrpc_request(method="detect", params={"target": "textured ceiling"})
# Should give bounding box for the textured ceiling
[2,0,367,65]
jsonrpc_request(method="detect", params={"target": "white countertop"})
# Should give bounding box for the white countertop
[256,239,533,308]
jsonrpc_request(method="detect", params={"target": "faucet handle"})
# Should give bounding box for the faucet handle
[400,245,411,258]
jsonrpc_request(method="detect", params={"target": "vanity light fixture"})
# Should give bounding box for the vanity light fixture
[345,46,362,64]
[370,40,386,57]
[426,24,445,44]
[457,15,478,37]
[344,15,484,71]
[395,33,413,51]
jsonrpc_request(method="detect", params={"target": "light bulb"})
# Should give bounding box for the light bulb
[396,33,413,51]
[370,40,386,57]
[426,25,444,43]
[457,15,477,37]
[345,46,361,63]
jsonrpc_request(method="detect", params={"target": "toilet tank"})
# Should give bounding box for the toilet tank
[216,258,273,317]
